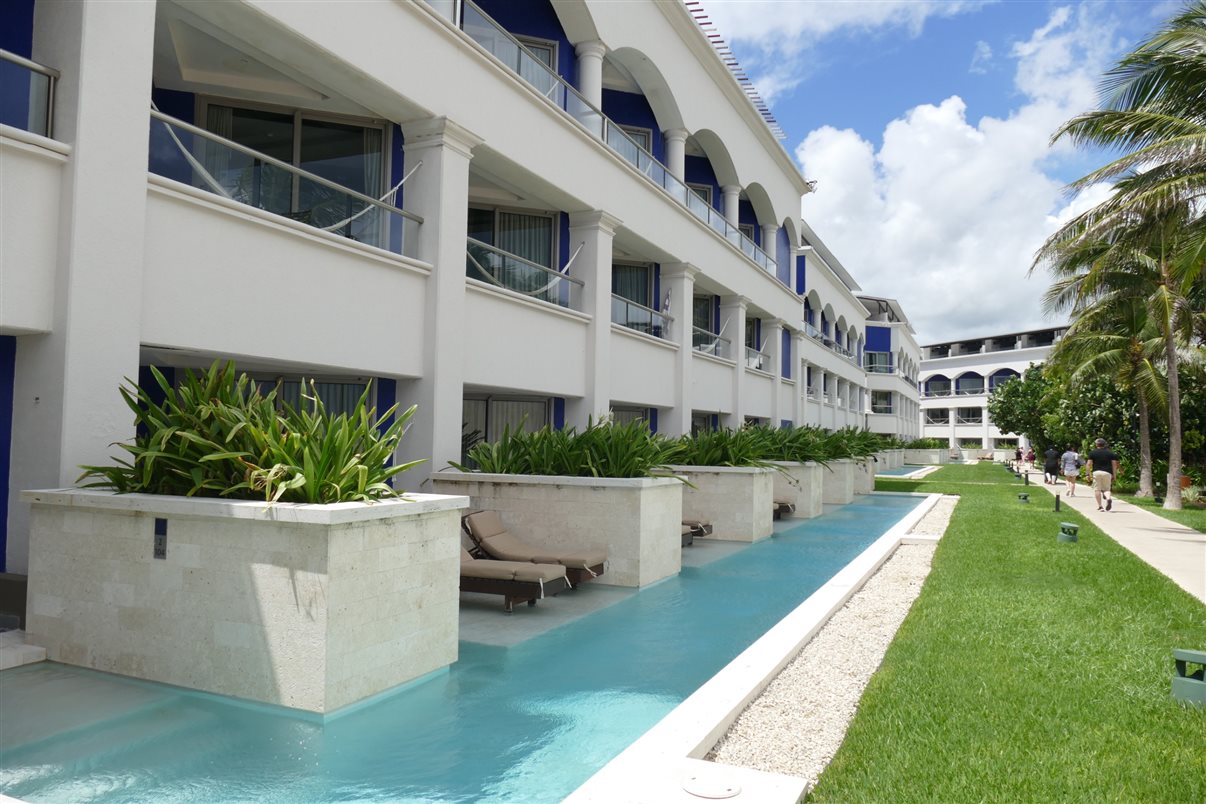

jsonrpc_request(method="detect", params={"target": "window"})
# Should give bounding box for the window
[925,409,950,425]
[619,125,652,154]
[202,102,386,229]
[254,377,370,419]
[738,223,755,242]
[612,262,653,307]
[692,295,713,331]
[871,391,893,414]
[956,407,983,425]
[611,407,649,427]
[515,36,556,69]
[956,376,985,395]
[691,412,714,435]
[463,396,550,445]
[687,183,712,205]
[865,351,892,373]
[745,317,760,351]
[515,36,558,97]
[926,378,951,396]
[467,206,556,275]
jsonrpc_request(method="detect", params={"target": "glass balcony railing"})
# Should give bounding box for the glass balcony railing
[745,347,769,372]
[451,1,778,278]
[806,387,818,399]
[467,237,582,308]
[866,364,894,374]
[612,295,671,339]
[1,49,56,137]
[872,404,894,415]
[148,111,422,258]
[692,327,731,359]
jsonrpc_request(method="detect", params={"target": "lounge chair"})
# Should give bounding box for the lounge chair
[462,511,608,585]
[682,519,713,538]
[459,549,571,613]
[772,499,796,519]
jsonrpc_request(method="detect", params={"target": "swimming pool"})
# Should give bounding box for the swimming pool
[877,465,927,476]
[0,494,924,804]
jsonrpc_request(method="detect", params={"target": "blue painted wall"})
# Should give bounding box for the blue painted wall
[781,328,791,378]
[552,397,566,429]
[1,0,37,131]
[781,419,792,429]
[737,201,758,244]
[796,254,807,295]
[475,0,575,84]
[776,228,791,286]
[647,408,658,434]
[0,336,14,571]
[866,325,892,353]
[601,89,664,163]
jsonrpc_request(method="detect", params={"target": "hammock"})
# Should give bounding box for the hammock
[467,241,582,298]
[151,103,420,232]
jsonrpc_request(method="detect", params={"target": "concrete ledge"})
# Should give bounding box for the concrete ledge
[567,492,943,803]
[821,459,855,504]
[904,449,947,465]
[431,471,683,587]
[769,462,822,519]
[669,466,775,542]
[23,488,469,714]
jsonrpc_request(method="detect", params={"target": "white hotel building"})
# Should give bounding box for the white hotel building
[918,326,1067,451]
[1,0,911,575]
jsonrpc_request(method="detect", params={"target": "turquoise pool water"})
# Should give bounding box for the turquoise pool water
[877,465,926,476]
[0,494,923,804]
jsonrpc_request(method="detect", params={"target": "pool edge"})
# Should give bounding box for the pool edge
[564,492,944,804]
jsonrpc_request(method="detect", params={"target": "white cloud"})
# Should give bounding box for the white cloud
[969,40,993,74]
[702,0,986,101]
[796,4,1121,342]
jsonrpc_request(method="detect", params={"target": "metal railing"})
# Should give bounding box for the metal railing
[1,49,57,137]
[745,347,769,372]
[148,111,422,258]
[872,404,894,415]
[450,1,779,278]
[467,237,581,307]
[805,321,824,340]
[692,326,731,359]
[866,364,894,374]
[612,294,671,339]
[806,387,818,400]
[956,415,984,425]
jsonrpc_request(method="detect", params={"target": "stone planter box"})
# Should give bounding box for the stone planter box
[887,449,905,468]
[668,466,774,542]
[854,458,875,495]
[430,472,682,588]
[822,458,855,504]
[22,488,468,715]
[769,461,822,519]
[904,449,947,465]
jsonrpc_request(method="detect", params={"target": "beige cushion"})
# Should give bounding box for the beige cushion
[461,561,521,581]
[471,513,607,569]
[510,563,569,583]
[465,510,508,540]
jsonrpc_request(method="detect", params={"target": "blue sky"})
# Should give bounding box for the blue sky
[704,0,1177,342]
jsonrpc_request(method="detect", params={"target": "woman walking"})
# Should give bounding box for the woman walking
[1060,444,1080,496]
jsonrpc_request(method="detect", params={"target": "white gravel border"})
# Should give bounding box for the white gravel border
[709,495,957,787]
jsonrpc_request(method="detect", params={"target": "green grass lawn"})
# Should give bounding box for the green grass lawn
[807,465,1206,802]
[1118,492,1206,534]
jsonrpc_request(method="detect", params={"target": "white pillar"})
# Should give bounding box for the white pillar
[793,335,807,427]
[766,319,783,425]
[721,185,741,226]
[662,263,697,436]
[566,210,622,428]
[397,118,483,490]
[982,404,990,449]
[6,0,157,574]
[761,224,778,261]
[719,296,747,427]
[664,128,688,182]
[575,40,606,110]
[948,407,957,449]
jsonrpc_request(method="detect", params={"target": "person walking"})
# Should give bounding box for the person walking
[1060,444,1080,496]
[1043,446,1060,484]
[1086,437,1122,512]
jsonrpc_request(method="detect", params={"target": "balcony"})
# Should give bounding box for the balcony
[148,111,422,259]
[1,49,56,137]
[450,1,778,279]
[745,347,769,372]
[922,387,986,398]
[612,295,671,339]
[692,327,731,359]
[467,237,581,308]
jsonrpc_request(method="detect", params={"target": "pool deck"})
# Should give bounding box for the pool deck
[565,492,944,804]
[1025,470,1206,603]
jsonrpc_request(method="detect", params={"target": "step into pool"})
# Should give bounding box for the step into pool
[0,494,924,804]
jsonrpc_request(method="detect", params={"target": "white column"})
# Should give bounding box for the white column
[396,118,483,490]
[721,185,741,226]
[664,128,688,182]
[662,263,697,436]
[948,408,957,449]
[793,335,807,427]
[761,224,778,261]
[567,211,622,428]
[6,0,156,574]
[766,319,783,425]
[982,404,990,449]
[719,296,747,427]
[575,40,606,110]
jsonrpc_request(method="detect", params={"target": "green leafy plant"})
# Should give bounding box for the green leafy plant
[904,437,948,449]
[452,418,676,478]
[667,427,776,468]
[78,361,421,503]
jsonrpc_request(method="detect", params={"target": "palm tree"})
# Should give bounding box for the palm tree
[1044,291,1166,496]
[1037,2,1206,509]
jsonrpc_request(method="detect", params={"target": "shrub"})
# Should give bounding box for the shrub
[668,427,775,467]
[904,437,947,449]
[453,418,675,478]
[79,362,420,503]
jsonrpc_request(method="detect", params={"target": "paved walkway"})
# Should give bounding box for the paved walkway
[1024,470,1206,603]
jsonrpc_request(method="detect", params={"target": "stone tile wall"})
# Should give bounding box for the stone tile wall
[821,459,855,504]
[769,462,822,519]
[672,467,774,542]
